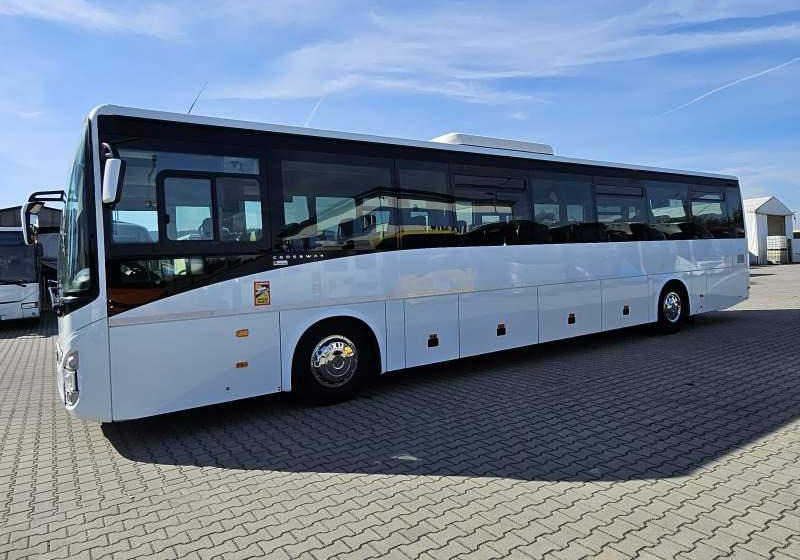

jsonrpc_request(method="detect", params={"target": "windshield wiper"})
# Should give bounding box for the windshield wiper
[0,280,28,287]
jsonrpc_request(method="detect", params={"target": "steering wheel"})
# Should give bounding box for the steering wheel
[121,262,156,283]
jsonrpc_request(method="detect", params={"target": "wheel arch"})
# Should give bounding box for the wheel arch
[655,277,691,318]
[279,303,387,392]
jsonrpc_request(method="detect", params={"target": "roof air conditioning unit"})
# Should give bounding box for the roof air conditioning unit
[430,133,554,156]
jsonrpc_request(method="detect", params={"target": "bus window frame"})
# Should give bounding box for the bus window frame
[103,140,270,260]
[154,170,268,252]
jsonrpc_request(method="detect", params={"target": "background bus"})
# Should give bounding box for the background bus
[0,227,41,322]
[23,105,748,422]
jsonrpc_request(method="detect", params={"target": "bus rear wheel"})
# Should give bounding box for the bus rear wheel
[292,321,371,404]
[656,284,687,334]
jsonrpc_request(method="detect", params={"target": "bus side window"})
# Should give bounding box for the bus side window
[691,189,728,239]
[725,186,746,239]
[163,177,214,241]
[397,160,456,249]
[278,154,395,252]
[531,172,600,243]
[593,182,650,242]
[453,172,533,246]
[646,182,692,240]
[112,149,260,245]
[216,177,263,242]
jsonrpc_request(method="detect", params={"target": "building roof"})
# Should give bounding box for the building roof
[743,196,794,216]
[0,206,62,228]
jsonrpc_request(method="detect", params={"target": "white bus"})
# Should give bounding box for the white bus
[0,227,41,322]
[23,105,748,422]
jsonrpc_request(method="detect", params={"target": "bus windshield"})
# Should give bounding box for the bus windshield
[58,129,94,296]
[0,231,36,284]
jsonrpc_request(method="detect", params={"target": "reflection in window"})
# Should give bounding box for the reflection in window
[164,177,213,241]
[454,173,536,246]
[0,231,36,283]
[691,190,729,239]
[216,177,263,242]
[647,183,693,239]
[397,161,456,249]
[532,172,600,243]
[106,254,267,315]
[596,195,650,241]
[279,155,396,252]
[725,187,746,238]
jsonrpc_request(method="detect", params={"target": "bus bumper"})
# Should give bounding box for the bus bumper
[55,317,112,422]
[0,300,39,321]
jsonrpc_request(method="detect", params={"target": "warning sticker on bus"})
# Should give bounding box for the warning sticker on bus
[254,281,271,306]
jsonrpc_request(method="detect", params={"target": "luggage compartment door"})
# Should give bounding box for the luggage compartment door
[404,295,460,368]
[602,276,650,331]
[459,287,538,358]
[538,281,602,343]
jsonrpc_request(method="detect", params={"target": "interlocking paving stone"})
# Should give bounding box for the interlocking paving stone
[1,264,800,559]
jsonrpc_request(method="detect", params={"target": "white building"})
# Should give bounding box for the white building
[744,196,796,264]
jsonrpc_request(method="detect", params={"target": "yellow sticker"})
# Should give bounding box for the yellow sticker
[254,281,271,306]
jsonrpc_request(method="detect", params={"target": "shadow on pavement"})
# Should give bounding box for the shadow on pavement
[0,314,56,339]
[104,308,800,482]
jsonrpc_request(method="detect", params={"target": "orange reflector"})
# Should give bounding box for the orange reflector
[236,361,249,369]
[236,329,249,338]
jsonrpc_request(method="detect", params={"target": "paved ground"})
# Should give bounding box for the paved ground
[1,265,799,560]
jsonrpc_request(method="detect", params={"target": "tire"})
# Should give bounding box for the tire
[656,284,687,334]
[292,321,373,404]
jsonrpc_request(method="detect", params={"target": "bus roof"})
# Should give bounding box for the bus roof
[90,104,738,182]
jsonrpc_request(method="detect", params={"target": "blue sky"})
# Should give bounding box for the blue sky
[0,0,798,223]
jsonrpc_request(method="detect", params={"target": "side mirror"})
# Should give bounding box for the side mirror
[21,190,66,246]
[102,158,125,204]
[101,143,125,205]
[21,204,40,245]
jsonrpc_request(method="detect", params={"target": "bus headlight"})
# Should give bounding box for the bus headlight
[21,302,38,309]
[63,351,79,405]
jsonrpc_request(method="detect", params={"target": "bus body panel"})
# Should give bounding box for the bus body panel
[57,318,112,422]
[458,286,539,358]
[69,240,748,421]
[386,299,406,371]
[92,238,748,421]
[404,294,460,367]
[705,267,750,312]
[105,239,746,328]
[538,281,602,342]
[109,312,282,421]
[601,276,650,331]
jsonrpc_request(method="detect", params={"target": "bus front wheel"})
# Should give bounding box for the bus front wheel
[292,320,373,404]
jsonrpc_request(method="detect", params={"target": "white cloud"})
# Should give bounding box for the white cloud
[15,110,44,120]
[0,0,352,39]
[662,56,800,115]
[0,0,185,39]
[211,2,800,104]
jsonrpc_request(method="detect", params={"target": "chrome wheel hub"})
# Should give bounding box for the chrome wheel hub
[310,335,358,388]
[663,292,682,323]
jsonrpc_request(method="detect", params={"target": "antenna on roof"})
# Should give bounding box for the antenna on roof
[187,81,208,115]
